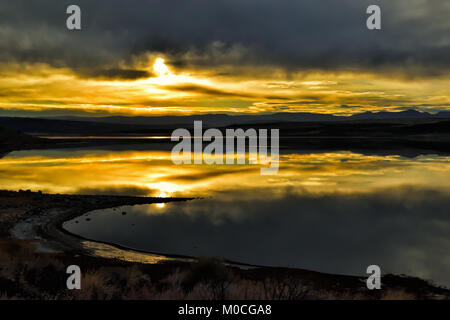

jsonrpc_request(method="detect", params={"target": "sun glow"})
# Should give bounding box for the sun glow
[0,59,449,116]
[1,150,450,200]
[157,191,169,198]
[153,58,171,77]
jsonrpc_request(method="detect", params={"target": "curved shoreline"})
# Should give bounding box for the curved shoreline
[6,191,194,255]
[58,219,261,268]
[3,190,450,299]
[55,202,261,268]
[6,191,259,268]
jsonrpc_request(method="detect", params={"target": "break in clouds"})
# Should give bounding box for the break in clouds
[0,0,449,78]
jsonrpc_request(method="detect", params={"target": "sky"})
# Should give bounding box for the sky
[0,0,449,117]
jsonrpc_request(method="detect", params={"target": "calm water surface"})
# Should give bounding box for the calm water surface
[1,145,449,285]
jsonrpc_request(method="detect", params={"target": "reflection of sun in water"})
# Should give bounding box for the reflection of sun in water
[155,191,169,208]
[153,58,170,76]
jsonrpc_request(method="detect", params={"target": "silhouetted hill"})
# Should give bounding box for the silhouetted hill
[54,109,447,126]
[1,109,449,135]
[0,117,154,135]
[224,118,450,156]
[53,113,337,127]
[435,111,450,118]
[0,125,46,151]
[229,118,450,137]
[0,116,449,157]
[348,109,433,120]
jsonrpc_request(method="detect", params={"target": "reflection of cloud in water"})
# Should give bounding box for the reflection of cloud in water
[65,187,450,287]
[1,149,450,198]
[3,148,450,285]
[81,241,172,264]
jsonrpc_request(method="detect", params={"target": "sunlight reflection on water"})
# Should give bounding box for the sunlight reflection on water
[1,148,449,198]
[2,147,450,286]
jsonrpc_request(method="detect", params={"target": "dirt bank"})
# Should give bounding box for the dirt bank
[1,190,193,257]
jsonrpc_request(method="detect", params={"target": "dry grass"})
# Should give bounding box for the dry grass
[0,241,447,300]
[0,242,311,300]
[380,289,417,300]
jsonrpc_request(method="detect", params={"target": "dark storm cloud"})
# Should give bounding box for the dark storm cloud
[162,83,296,100]
[79,68,153,80]
[166,167,257,182]
[0,0,449,76]
[161,83,257,98]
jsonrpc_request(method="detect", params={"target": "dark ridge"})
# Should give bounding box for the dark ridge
[1,109,449,134]
[0,125,48,151]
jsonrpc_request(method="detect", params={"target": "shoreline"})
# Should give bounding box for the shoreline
[4,190,194,255]
[58,219,262,268]
[3,189,259,267]
[1,189,449,299]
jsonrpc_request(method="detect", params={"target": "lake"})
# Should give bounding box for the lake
[1,144,449,286]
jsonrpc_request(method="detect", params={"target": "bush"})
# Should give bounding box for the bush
[182,257,234,300]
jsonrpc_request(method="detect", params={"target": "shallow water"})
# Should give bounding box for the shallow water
[1,146,449,285]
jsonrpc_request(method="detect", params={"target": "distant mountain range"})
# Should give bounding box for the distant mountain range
[46,109,450,126]
[0,109,449,135]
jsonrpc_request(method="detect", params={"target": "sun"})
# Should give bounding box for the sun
[153,58,170,76]
[157,191,169,198]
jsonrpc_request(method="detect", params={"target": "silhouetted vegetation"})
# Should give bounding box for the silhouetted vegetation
[0,240,448,300]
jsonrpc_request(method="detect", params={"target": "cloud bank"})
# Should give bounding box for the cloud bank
[0,0,448,76]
